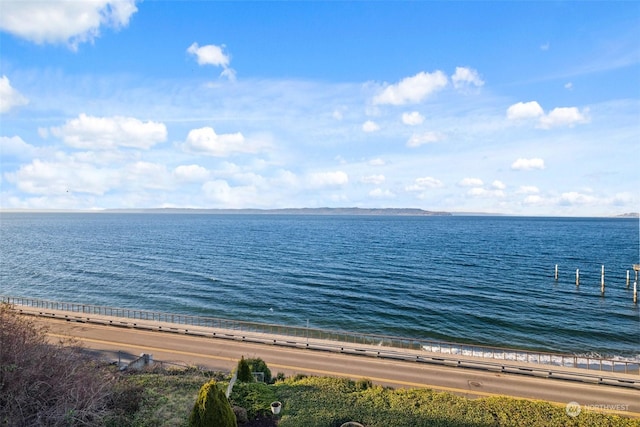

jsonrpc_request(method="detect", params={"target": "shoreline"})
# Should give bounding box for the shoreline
[18,307,640,419]
[8,299,639,378]
[25,310,640,418]
[1,208,638,218]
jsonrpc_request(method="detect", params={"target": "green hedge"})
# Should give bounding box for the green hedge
[228,382,277,419]
[272,376,640,427]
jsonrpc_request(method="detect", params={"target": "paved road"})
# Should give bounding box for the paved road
[35,316,640,418]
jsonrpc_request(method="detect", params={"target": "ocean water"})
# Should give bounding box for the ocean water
[1,213,638,359]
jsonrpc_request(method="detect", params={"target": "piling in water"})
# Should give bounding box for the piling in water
[576,269,580,286]
[554,264,558,281]
[600,265,605,294]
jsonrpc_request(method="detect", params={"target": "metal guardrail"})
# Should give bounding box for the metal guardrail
[3,295,638,375]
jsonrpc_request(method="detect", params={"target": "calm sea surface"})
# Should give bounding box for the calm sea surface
[1,213,638,358]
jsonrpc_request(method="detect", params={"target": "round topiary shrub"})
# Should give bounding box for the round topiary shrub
[189,380,237,427]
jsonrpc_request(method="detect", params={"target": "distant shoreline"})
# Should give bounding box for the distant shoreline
[0,207,638,218]
[1,207,453,216]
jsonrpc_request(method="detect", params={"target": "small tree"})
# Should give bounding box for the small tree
[189,380,237,427]
[246,357,272,383]
[236,356,253,383]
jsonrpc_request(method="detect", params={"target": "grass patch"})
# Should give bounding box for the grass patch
[113,367,227,427]
[110,370,640,427]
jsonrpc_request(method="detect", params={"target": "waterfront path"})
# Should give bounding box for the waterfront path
[17,305,640,418]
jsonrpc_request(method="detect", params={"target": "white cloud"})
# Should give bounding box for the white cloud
[0,76,29,113]
[611,192,633,205]
[369,188,395,198]
[182,126,263,157]
[368,158,386,166]
[559,191,597,205]
[540,42,550,51]
[307,171,349,188]
[406,176,444,191]
[507,101,590,129]
[451,67,484,90]
[538,107,589,129]
[467,187,505,198]
[373,71,448,105]
[517,185,540,194]
[0,0,137,50]
[458,178,483,187]
[187,42,235,80]
[523,195,544,205]
[202,179,257,207]
[360,174,385,185]
[564,82,573,90]
[51,114,167,150]
[173,164,210,182]
[5,158,117,195]
[125,161,172,190]
[0,135,37,158]
[511,158,545,171]
[362,120,380,132]
[491,180,506,190]
[202,180,231,203]
[187,43,230,67]
[401,111,424,126]
[407,131,443,148]
[272,169,299,188]
[506,101,544,120]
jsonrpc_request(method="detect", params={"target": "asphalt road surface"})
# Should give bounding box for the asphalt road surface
[34,316,640,419]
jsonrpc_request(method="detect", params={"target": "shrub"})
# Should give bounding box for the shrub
[236,356,253,383]
[246,357,272,383]
[355,378,373,391]
[229,381,277,419]
[0,303,116,426]
[189,379,237,427]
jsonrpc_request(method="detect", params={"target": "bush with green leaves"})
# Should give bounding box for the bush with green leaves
[246,357,272,383]
[272,375,640,427]
[236,356,253,383]
[189,380,237,427]
[229,381,277,419]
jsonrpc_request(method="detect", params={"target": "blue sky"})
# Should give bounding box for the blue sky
[0,1,638,216]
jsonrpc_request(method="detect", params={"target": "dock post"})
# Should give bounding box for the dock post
[601,265,605,294]
[634,282,638,304]
[627,270,630,288]
[576,269,580,287]
[555,264,558,281]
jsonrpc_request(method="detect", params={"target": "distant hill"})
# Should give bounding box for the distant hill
[102,207,452,216]
[615,212,639,218]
